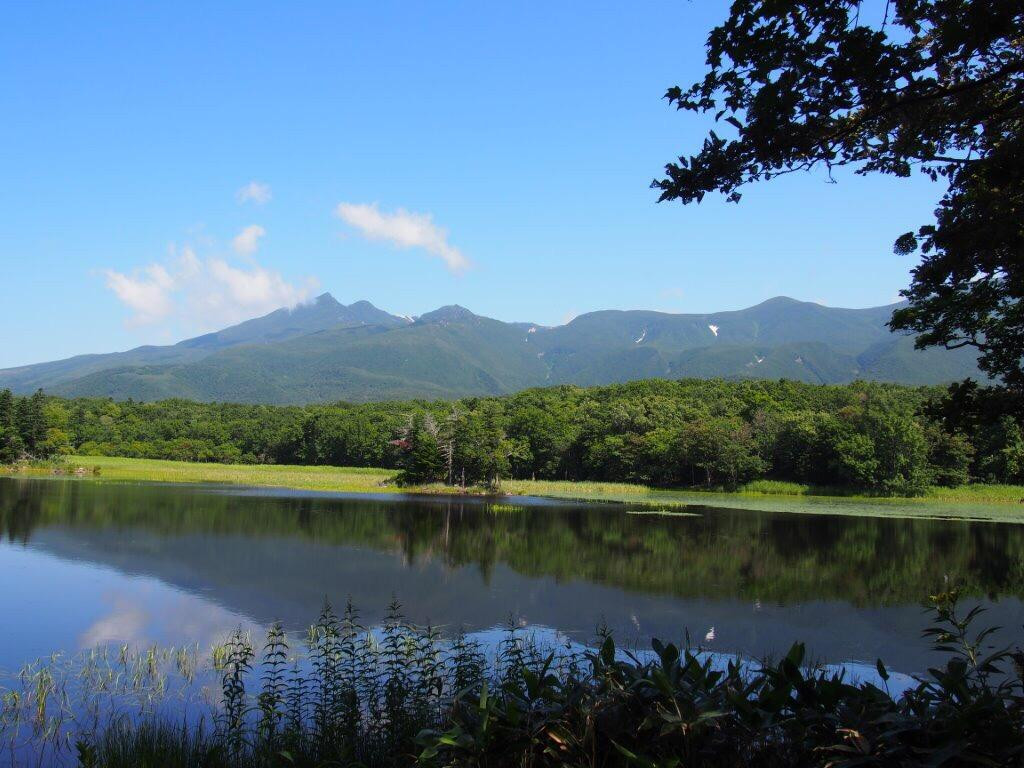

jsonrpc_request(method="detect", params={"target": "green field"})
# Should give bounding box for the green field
[5,454,1024,522]
[46,455,400,493]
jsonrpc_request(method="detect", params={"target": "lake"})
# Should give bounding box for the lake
[2,477,1023,683]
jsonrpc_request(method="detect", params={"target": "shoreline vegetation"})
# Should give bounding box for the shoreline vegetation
[5,455,1024,523]
[3,592,1022,768]
[3,377,1024,522]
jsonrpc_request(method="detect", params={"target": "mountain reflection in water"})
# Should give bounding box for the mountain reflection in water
[1,477,1022,677]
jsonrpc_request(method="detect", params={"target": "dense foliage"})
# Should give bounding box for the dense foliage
[0,388,57,462]
[3,378,1023,494]
[41,592,1024,767]
[655,0,1024,394]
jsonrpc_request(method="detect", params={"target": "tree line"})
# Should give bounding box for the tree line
[2,378,1022,494]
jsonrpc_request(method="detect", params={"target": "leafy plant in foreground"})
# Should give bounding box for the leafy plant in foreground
[4,591,1014,767]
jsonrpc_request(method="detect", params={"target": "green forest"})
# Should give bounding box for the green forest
[2,378,1022,495]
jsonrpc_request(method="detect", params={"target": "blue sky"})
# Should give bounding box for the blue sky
[0,1,939,368]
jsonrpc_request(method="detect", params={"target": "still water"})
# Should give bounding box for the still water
[2,477,1023,679]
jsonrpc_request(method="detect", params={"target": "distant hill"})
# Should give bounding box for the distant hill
[0,293,982,404]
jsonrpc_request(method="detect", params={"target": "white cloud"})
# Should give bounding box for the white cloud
[103,263,176,326]
[105,246,317,329]
[206,258,311,310]
[237,181,272,205]
[232,224,265,255]
[335,202,470,273]
[179,245,202,279]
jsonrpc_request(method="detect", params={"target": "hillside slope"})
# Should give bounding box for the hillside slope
[0,294,405,393]
[2,295,982,403]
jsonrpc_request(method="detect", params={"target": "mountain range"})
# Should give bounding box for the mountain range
[0,294,981,404]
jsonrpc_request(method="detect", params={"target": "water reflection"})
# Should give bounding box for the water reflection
[1,477,1022,676]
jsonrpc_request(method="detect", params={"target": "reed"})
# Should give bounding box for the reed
[1,591,1021,767]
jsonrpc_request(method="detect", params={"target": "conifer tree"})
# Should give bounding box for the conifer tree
[398,413,445,484]
[0,389,13,433]
[16,389,48,456]
[0,389,20,463]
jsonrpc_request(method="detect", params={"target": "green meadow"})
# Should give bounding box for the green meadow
[8,455,1024,523]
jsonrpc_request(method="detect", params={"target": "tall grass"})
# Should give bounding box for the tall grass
[26,455,401,494]
[68,601,569,768]
[3,591,1022,767]
[0,643,203,767]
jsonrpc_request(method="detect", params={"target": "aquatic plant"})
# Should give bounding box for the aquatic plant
[0,644,201,766]
[0,590,1021,767]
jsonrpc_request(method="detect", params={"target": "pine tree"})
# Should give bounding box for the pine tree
[0,390,13,433]
[400,413,445,484]
[71,402,87,447]
[0,389,20,463]
[16,389,48,456]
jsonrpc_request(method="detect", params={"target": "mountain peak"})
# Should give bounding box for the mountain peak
[341,299,404,327]
[754,296,802,308]
[313,292,341,306]
[418,305,479,324]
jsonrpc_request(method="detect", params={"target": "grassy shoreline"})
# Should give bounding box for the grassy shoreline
[4,455,1024,522]
[7,593,1018,768]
